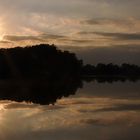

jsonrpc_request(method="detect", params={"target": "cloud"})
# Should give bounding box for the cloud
[60,38,95,44]
[39,33,66,39]
[82,19,128,25]
[0,40,11,44]
[0,0,96,18]
[94,32,140,40]
[74,44,140,65]
[82,18,139,26]
[3,33,66,42]
[3,35,42,42]
[80,18,140,33]
[3,33,95,47]
[77,31,95,35]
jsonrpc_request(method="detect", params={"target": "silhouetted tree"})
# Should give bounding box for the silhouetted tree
[0,44,83,79]
[0,44,139,104]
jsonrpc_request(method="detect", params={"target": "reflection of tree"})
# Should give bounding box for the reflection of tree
[83,76,140,83]
[0,77,83,105]
[0,75,138,105]
[82,63,140,77]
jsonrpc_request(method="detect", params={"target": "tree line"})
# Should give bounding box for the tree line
[0,44,82,79]
[0,44,139,104]
[0,44,139,79]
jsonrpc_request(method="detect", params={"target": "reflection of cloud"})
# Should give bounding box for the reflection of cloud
[79,112,140,126]
[94,104,140,112]
[57,98,94,105]
[4,102,64,111]
[4,102,38,109]
[41,105,64,111]
[0,96,140,140]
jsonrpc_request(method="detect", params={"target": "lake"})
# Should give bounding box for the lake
[0,80,140,140]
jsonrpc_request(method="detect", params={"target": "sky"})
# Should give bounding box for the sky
[0,0,140,64]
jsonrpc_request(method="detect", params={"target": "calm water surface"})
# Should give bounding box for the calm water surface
[0,80,140,140]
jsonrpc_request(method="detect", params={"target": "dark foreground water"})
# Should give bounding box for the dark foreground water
[0,80,140,140]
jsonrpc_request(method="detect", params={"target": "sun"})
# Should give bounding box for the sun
[0,30,4,41]
[0,19,5,41]
[0,34,4,41]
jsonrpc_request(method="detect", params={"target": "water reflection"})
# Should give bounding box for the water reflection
[0,78,139,140]
[0,77,139,105]
[83,76,140,83]
[0,77,82,105]
[0,96,140,139]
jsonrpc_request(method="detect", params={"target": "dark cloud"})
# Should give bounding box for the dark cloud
[81,18,134,26]
[3,33,66,42]
[3,35,42,42]
[94,104,140,112]
[69,39,94,44]
[59,100,93,106]
[77,31,95,35]
[81,19,102,25]
[59,38,95,45]
[78,104,140,113]
[94,32,140,40]
[40,33,66,39]
[0,40,12,44]
[79,118,102,125]
[79,113,140,126]
[74,44,140,65]
[78,30,140,40]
